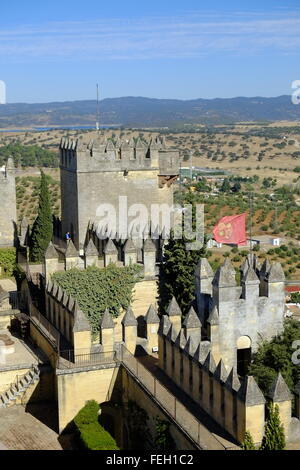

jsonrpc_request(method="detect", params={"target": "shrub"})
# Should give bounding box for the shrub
[260,403,286,451]
[242,431,257,450]
[0,248,17,277]
[74,400,119,450]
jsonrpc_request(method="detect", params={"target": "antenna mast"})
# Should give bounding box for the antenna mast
[96,83,100,131]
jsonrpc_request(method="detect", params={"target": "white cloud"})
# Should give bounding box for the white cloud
[0,11,300,62]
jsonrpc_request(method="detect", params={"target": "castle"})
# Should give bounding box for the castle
[0,134,300,450]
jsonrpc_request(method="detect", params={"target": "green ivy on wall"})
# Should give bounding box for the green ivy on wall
[52,264,143,336]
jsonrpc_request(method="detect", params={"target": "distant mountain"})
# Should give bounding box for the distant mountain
[0,95,300,128]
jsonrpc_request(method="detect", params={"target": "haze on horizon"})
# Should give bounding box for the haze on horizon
[1,0,300,103]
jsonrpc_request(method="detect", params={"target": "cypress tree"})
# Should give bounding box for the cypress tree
[159,233,207,315]
[30,171,53,262]
[242,431,256,450]
[260,403,286,450]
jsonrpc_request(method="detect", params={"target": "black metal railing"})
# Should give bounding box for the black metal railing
[57,349,117,369]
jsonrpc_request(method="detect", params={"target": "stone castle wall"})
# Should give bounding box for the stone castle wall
[0,160,16,247]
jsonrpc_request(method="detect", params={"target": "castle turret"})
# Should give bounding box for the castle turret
[166,297,182,331]
[104,239,118,266]
[73,302,92,354]
[100,309,115,353]
[44,241,59,281]
[144,304,160,353]
[265,262,285,302]
[241,266,260,300]
[212,259,237,304]
[65,239,79,269]
[84,239,98,268]
[195,258,214,324]
[122,307,137,354]
[267,373,292,441]
[237,376,265,444]
[124,239,137,266]
[143,238,156,278]
[182,306,201,342]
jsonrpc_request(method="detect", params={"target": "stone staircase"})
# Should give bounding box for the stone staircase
[0,365,40,408]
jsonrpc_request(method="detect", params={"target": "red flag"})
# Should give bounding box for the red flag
[213,213,247,245]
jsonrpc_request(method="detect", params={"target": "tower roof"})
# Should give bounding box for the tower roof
[166,297,182,317]
[73,302,91,332]
[85,239,98,256]
[267,262,285,282]
[45,241,58,260]
[183,306,201,329]
[212,260,236,287]
[65,239,78,258]
[121,307,137,326]
[100,308,115,329]
[242,266,260,284]
[238,376,265,405]
[195,258,214,279]
[145,305,160,324]
[267,373,292,402]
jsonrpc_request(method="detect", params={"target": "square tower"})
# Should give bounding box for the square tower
[60,136,180,250]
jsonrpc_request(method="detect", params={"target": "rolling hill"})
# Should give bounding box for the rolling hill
[0,95,300,128]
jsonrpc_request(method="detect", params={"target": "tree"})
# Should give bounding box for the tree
[242,431,257,450]
[154,417,175,450]
[159,233,207,315]
[260,403,286,450]
[29,171,53,262]
[220,178,231,193]
[248,319,300,395]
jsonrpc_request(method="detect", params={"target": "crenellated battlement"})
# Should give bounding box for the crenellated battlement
[195,255,286,370]
[59,136,179,176]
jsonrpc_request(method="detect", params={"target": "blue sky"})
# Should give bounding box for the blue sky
[1,0,300,102]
